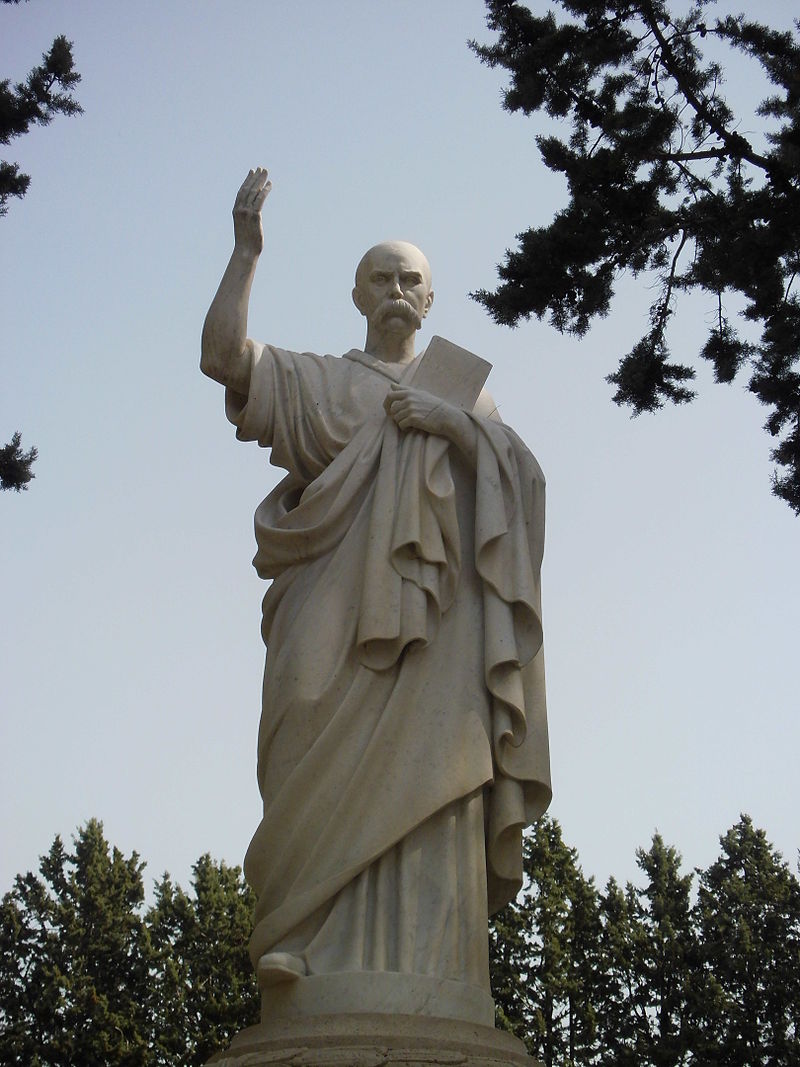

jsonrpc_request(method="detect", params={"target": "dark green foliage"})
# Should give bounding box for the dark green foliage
[0,820,152,1066]
[490,893,532,1043]
[0,822,258,1067]
[471,1,800,512]
[490,816,800,1065]
[692,816,800,1065]
[4,818,800,1065]
[1,3,82,492]
[595,876,640,1062]
[0,432,37,491]
[490,817,601,1064]
[597,837,697,1065]
[1,1,82,216]
[147,859,259,1066]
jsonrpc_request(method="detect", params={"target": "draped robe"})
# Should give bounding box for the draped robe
[226,341,551,994]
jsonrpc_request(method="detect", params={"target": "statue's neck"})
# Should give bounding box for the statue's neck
[363,327,417,365]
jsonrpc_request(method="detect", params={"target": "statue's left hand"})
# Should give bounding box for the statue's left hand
[384,385,466,439]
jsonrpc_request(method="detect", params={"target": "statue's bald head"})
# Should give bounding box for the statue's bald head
[351,240,435,346]
[354,241,432,291]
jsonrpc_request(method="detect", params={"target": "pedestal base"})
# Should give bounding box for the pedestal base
[260,972,496,1029]
[206,1012,539,1066]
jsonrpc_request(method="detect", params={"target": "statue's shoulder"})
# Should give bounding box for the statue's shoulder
[273,347,396,381]
[262,347,394,409]
[260,345,357,379]
[340,349,409,386]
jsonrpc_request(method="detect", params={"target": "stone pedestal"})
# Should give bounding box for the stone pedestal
[259,973,497,1029]
[207,972,540,1066]
[206,1011,539,1066]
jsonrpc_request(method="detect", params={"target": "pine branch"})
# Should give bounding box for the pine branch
[1,32,82,215]
[0,431,37,491]
[642,5,775,176]
[658,148,729,162]
[655,228,689,337]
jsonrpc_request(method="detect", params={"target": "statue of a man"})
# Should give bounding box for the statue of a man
[201,168,551,1025]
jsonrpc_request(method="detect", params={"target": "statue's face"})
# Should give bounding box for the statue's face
[352,242,433,334]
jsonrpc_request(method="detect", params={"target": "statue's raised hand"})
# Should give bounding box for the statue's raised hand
[233,167,272,258]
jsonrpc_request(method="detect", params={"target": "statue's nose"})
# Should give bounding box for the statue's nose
[389,278,403,297]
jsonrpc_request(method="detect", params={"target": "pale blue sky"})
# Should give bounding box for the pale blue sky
[2,0,798,899]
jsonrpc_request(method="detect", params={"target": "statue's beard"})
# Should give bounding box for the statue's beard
[376,299,421,329]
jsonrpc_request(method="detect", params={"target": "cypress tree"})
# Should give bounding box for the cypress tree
[0,820,152,1065]
[146,856,258,1066]
[692,815,800,1065]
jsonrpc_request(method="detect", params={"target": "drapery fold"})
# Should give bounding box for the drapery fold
[226,342,551,967]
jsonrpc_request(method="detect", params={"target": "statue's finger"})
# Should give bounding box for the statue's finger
[246,177,270,206]
[235,171,254,203]
[254,181,272,207]
[240,168,265,198]
[252,167,269,190]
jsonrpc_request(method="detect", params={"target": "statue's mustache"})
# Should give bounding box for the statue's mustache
[377,299,420,325]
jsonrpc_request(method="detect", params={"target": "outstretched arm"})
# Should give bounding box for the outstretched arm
[200,168,272,394]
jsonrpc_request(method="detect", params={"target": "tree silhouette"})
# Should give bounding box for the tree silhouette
[472,1,800,512]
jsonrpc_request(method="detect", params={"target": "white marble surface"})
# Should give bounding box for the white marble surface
[259,972,495,1028]
[201,171,551,1023]
[207,1011,540,1066]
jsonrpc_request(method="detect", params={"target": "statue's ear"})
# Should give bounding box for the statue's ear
[422,289,434,318]
[352,286,366,316]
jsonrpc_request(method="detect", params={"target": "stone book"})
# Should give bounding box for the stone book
[409,335,492,410]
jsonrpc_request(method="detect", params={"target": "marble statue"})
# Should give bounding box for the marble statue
[201,168,551,1031]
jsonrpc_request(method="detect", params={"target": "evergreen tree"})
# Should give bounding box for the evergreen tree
[490,816,601,1064]
[0,826,259,1066]
[596,877,640,1064]
[146,856,258,1067]
[563,864,602,1065]
[1,0,82,216]
[471,1,800,512]
[0,820,152,1066]
[631,835,695,1065]
[525,819,576,1063]
[597,836,696,1066]
[144,873,193,1064]
[0,432,37,492]
[490,889,532,1044]
[5,816,800,1066]
[692,815,800,1065]
[2,0,82,492]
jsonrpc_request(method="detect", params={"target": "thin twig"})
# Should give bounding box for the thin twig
[654,229,689,337]
[642,6,775,175]
[784,270,797,303]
